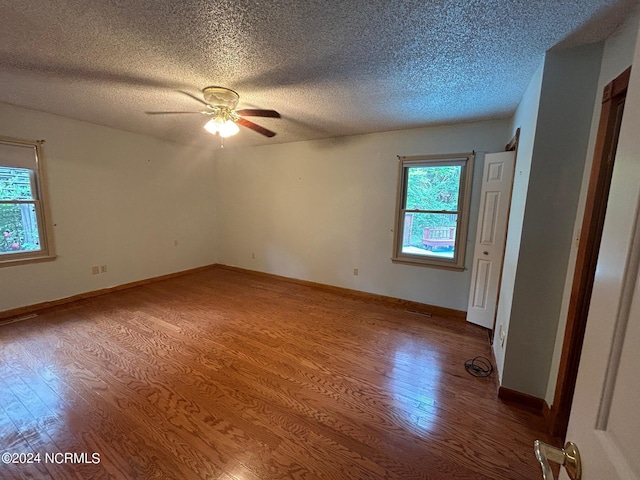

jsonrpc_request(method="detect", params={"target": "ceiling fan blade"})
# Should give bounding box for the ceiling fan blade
[236,109,281,118]
[178,90,210,106]
[145,111,204,115]
[236,117,276,137]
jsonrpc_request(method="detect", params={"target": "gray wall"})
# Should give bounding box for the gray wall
[501,43,604,397]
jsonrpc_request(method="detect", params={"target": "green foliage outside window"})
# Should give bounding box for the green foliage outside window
[405,165,461,247]
[0,167,40,254]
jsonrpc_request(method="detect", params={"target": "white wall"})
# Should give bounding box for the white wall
[0,103,218,312]
[545,11,640,404]
[493,59,545,381]
[214,120,509,312]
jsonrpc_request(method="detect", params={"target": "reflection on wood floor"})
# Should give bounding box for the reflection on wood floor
[0,267,553,479]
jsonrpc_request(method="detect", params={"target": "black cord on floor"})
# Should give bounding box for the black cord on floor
[464,356,494,377]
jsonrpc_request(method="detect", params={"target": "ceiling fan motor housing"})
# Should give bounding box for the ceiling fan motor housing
[203,86,240,109]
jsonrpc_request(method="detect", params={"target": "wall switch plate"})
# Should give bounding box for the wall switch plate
[91,266,100,275]
[100,265,107,273]
[353,268,359,276]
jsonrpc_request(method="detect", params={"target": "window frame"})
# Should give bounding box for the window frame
[0,135,56,267]
[392,152,474,270]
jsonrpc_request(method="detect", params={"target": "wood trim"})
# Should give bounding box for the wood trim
[498,386,545,412]
[215,264,468,321]
[0,264,218,322]
[549,66,631,438]
[602,67,631,102]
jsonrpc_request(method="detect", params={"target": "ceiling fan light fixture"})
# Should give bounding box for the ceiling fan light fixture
[150,85,279,138]
[219,119,240,137]
[204,117,239,137]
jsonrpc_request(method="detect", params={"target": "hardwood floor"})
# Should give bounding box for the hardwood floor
[0,267,553,479]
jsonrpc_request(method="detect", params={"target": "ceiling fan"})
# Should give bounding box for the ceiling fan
[147,86,280,138]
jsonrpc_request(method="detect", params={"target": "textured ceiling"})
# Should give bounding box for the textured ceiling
[0,0,637,148]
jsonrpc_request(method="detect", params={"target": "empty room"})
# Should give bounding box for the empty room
[2,1,640,479]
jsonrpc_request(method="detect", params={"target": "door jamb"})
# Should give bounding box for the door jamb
[549,66,631,438]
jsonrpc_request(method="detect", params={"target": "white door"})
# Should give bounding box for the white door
[552,38,640,480]
[466,151,515,329]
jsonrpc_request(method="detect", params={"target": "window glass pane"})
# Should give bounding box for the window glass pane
[0,166,35,200]
[0,203,41,254]
[401,212,457,259]
[405,165,461,211]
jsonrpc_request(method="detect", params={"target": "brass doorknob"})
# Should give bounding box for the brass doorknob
[534,440,581,480]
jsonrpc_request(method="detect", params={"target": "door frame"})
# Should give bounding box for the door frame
[549,66,631,438]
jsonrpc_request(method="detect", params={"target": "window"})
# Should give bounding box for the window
[0,136,55,266]
[392,152,474,270]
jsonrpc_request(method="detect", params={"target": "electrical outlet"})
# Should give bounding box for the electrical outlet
[100,265,107,273]
[499,324,506,347]
[353,268,359,276]
[251,252,255,259]
[91,266,100,275]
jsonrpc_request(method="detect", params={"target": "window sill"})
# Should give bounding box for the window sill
[0,253,57,268]
[391,256,466,271]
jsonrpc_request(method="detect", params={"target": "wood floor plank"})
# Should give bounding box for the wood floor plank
[5,327,227,479]
[0,267,554,479]
[16,331,228,479]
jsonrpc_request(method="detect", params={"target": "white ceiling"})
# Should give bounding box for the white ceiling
[0,0,637,149]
